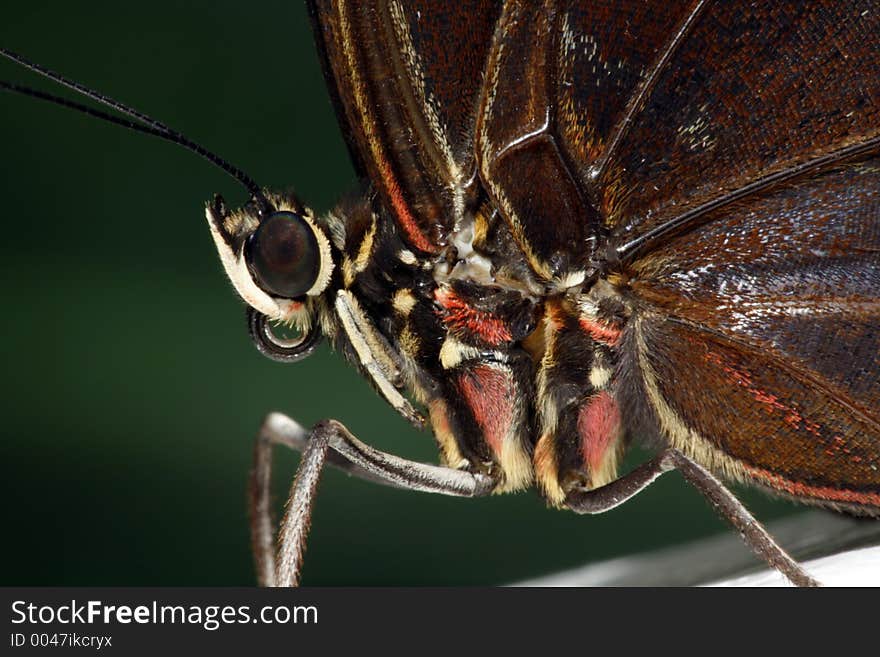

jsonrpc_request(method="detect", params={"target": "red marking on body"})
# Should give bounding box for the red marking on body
[745,464,880,507]
[703,350,822,438]
[378,159,437,253]
[579,317,621,346]
[578,391,622,473]
[281,300,304,320]
[435,288,512,345]
[457,365,515,456]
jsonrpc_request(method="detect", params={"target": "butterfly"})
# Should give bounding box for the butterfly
[3,0,876,584]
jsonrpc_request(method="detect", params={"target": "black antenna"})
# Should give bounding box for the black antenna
[0,47,272,215]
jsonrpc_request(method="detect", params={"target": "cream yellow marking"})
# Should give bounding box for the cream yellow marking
[438,337,499,370]
[206,190,332,324]
[342,256,356,288]
[342,216,377,287]
[589,437,622,490]
[534,432,565,506]
[392,288,417,316]
[589,365,613,389]
[535,319,559,437]
[394,324,432,407]
[206,205,309,328]
[353,216,377,273]
[472,205,491,246]
[335,290,420,424]
[398,323,420,357]
[398,249,417,265]
[496,429,534,493]
[337,1,385,170]
[429,399,467,469]
[302,212,334,297]
[387,0,466,226]
[557,270,587,291]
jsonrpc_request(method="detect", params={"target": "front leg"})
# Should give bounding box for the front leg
[250,412,496,587]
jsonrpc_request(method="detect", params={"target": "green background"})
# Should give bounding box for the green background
[0,0,805,585]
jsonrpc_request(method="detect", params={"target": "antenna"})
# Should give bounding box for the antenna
[0,47,272,215]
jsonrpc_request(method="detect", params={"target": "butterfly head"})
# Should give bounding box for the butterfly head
[206,190,337,358]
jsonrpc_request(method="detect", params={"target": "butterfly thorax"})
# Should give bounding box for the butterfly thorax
[324,192,634,502]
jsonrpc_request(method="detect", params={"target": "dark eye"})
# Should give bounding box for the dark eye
[245,211,320,298]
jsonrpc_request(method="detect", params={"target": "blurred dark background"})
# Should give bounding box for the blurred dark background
[0,1,807,585]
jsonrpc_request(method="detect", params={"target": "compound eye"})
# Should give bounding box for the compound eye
[246,211,320,298]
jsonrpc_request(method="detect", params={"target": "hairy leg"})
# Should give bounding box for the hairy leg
[564,449,820,587]
[250,412,495,586]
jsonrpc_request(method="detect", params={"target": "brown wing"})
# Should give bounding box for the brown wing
[308,0,502,253]
[476,0,701,282]
[605,1,880,254]
[628,158,880,512]
[477,1,880,282]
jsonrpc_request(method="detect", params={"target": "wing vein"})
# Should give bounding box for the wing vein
[618,133,880,262]
[591,0,710,184]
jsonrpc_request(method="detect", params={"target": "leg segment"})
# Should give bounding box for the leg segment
[249,412,495,587]
[564,452,674,513]
[564,449,820,587]
[669,450,819,587]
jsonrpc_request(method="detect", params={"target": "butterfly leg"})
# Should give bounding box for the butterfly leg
[249,411,495,587]
[668,450,820,587]
[250,413,332,588]
[564,449,819,587]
